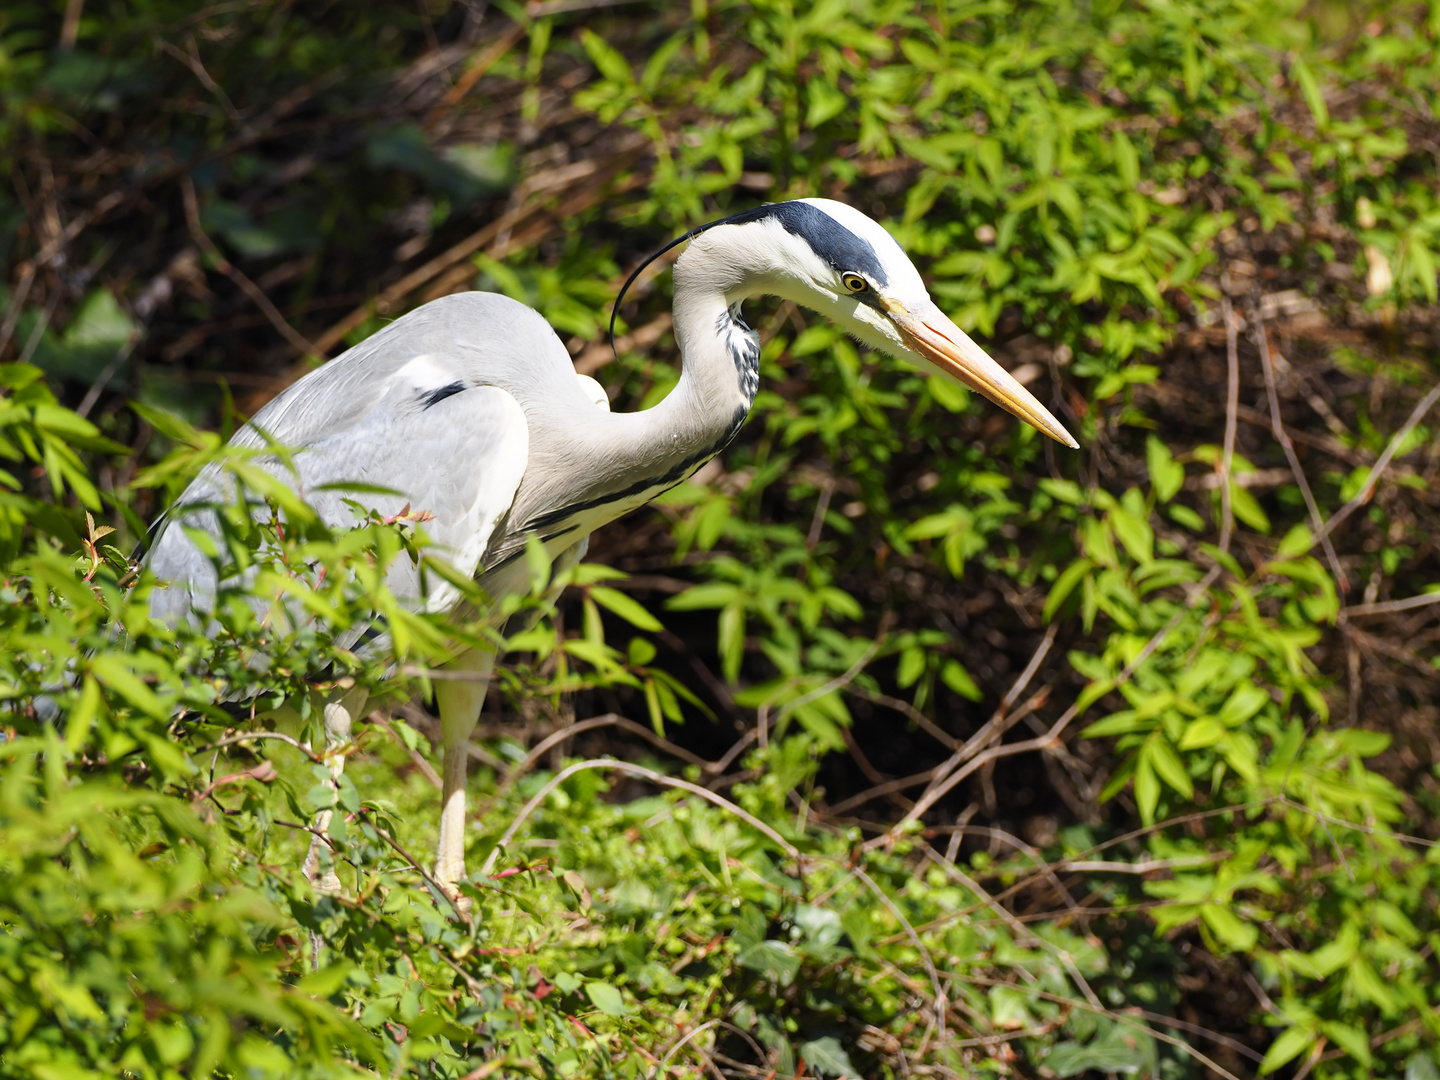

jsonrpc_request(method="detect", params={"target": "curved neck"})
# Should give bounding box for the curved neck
[511,248,761,540]
[603,243,763,480]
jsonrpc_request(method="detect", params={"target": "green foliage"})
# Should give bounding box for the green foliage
[6,0,1440,1077]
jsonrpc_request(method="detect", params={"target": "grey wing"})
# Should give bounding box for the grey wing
[146,353,529,630]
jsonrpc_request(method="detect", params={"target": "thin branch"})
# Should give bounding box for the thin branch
[921,843,1103,1011]
[865,625,1056,839]
[0,263,37,359]
[853,686,958,749]
[848,863,948,1043]
[1342,591,1440,618]
[772,620,889,729]
[370,713,442,789]
[425,21,528,128]
[1313,374,1440,547]
[181,174,319,357]
[489,712,711,804]
[825,692,1047,817]
[481,758,800,877]
[956,975,1247,1080]
[1217,288,1240,555]
[196,729,323,762]
[75,332,141,419]
[1251,303,1347,589]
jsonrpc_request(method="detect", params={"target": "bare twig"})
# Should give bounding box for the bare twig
[196,729,323,761]
[370,713,442,789]
[481,758,800,877]
[1312,375,1440,548]
[1217,288,1240,555]
[849,863,949,1043]
[181,174,319,357]
[0,263,38,359]
[490,712,711,803]
[426,22,528,128]
[825,691,1047,817]
[921,843,1103,1011]
[157,35,243,120]
[60,0,85,49]
[864,625,1055,839]
[1251,305,1347,589]
[75,332,141,419]
[1342,591,1440,618]
[853,686,958,750]
[771,620,889,730]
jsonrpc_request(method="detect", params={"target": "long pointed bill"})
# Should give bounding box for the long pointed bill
[892,303,1078,448]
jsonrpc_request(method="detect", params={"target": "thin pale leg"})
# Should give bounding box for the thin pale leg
[433,646,496,898]
[302,684,370,892]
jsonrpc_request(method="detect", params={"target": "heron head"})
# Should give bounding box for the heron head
[721,198,1077,449]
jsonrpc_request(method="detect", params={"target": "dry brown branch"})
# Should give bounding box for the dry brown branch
[1251,302,1347,589]
[864,624,1056,839]
[825,690,1048,817]
[1342,591,1440,618]
[852,686,958,750]
[369,712,442,789]
[425,22,529,128]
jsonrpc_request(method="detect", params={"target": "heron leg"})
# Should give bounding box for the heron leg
[302,684,369,893]
[434,646,497,899]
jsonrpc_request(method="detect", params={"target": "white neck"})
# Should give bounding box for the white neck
[508,228,765,540]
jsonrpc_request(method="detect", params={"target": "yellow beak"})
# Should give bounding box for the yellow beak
[891,302,1078,449]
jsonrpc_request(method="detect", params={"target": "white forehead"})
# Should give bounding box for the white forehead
[798,198,927,297]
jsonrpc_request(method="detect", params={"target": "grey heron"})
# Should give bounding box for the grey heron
[145,197,1075,900]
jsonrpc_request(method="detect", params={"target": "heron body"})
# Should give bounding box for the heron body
[145,198,1074,898]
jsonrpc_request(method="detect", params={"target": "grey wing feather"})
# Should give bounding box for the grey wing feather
[146,353,529,633]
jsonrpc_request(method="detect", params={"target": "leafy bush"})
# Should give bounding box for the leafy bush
[5,1,1440,1077]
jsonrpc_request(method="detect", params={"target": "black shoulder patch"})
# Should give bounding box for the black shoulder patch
[420,380,467,410]
[721,201,889,287]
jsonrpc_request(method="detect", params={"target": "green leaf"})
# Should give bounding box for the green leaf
[941,659,982,701]
[896,645,926,689]
[1146,436,1184,502]
[1260,1025,1315,1074]
[1200,903,1257,951]
[1109,505,1154,565]
[583,980,630,1017]
[805,81,848,128]
[1320,1021,1371,1068]
[1134,754,1159,823]
[1044,559,1092,622]
[1178,716,1225,750]
[1291,56,1329,130]
[1228,482,1271,534]
[590,586,663,631]
[800,1036,857,1078]
[718,601,745,684]
[1145,737,1193,800]
[1277,523,1313,557]
[736,940,800,984]
[578,30,635,86]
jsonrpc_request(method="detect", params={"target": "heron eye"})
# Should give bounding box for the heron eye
[842,274,868,293]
